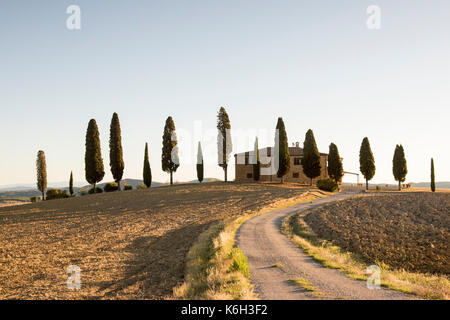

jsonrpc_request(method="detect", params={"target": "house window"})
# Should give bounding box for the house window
[245,157,249,165]
[247,173,253,179]
[293,172,299,178]
[294,158,302,165]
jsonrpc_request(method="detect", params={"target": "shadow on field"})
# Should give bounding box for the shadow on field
[97,222,215,299]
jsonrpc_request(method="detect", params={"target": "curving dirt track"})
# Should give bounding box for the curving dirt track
[236,191,416,300]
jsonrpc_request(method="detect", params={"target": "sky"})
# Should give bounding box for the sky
[0,0,449,186]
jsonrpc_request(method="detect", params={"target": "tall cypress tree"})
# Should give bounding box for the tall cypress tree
[274,117,290,183]
[109,112,124,190]
[328,143,343,183]
[217,107,232,182]
[85,119,105,191]
[302,129,322,186]
[393,144,408,191]
[69,171,74,196]
[197,142,204,183]
[36,150,47,200]
[252,137,260,181]
[162,116,179,185]
[359,137,376,190]
[143,142,152,188]
[431,158,436,192]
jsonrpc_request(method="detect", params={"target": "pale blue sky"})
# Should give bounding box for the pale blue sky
[1,0,449,186]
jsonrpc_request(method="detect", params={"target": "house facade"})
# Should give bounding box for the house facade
[234,143,329,184]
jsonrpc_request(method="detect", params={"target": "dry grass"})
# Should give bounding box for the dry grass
[283,192,450,300]
[0,182,312,299]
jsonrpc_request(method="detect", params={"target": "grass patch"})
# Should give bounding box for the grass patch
[229,247,250,277]
[173,190,328,300]
[288,278,317,292]
[281,211,450,300]
[271,262,283,268]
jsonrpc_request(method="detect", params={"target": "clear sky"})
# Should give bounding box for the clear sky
[1,0,449,186]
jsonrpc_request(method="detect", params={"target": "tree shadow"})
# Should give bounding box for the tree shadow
[92,222,215,299]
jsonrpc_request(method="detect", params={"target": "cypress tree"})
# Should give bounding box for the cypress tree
[109,112,124,190]
[252,137,260,181]
[431,158,436,192]
[162,116,179,185]
[69,171,74,196]
[328,143,343,184]
[359,137,376,190]
[197,142,204,183]
[392,144,408,191]
[36,150,47,200]
[274,117,290,183]
[143,142,152,188]
[85,119,105,191]
[302,129,322,186]
[217,107,232,182]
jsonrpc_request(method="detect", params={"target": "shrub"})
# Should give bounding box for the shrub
[103,182,119,192]
[136,184,147,190]
[376,185,382,191]
[88,187,104,194]
[30,196,39,203]
[124,185,133,191]
[46,188,70,200]
[317,179,339,192]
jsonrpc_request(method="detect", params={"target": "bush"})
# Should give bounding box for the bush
[136,184,147,190]
[88,187,104,194]
[317,179,339,192]
[104,182,119,192]
[124,185,133,191]
[30,196,39,203]
[46,188,70,200]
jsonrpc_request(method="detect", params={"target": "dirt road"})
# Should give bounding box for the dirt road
[236,191,414,300]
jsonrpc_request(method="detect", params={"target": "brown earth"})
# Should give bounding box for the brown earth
[304,193,450,275]
[0,182,311,299]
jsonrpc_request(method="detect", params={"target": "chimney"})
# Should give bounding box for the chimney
[295,142,300,148]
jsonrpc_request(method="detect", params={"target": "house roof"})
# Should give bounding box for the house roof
[234,146,328,157]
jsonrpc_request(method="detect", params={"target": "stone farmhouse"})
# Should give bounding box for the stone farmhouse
[234,142,330,184]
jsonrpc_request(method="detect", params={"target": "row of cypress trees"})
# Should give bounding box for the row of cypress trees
[359,137,408,191]
[359,138,436,191]
[81,109,226,191]
[36,106,233,195]
[84,113,147,192]
[35,109,438,197]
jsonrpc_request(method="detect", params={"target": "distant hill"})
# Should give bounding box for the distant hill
[342,181,450,189]
[0,178,222,200]
[411,181,450,189]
